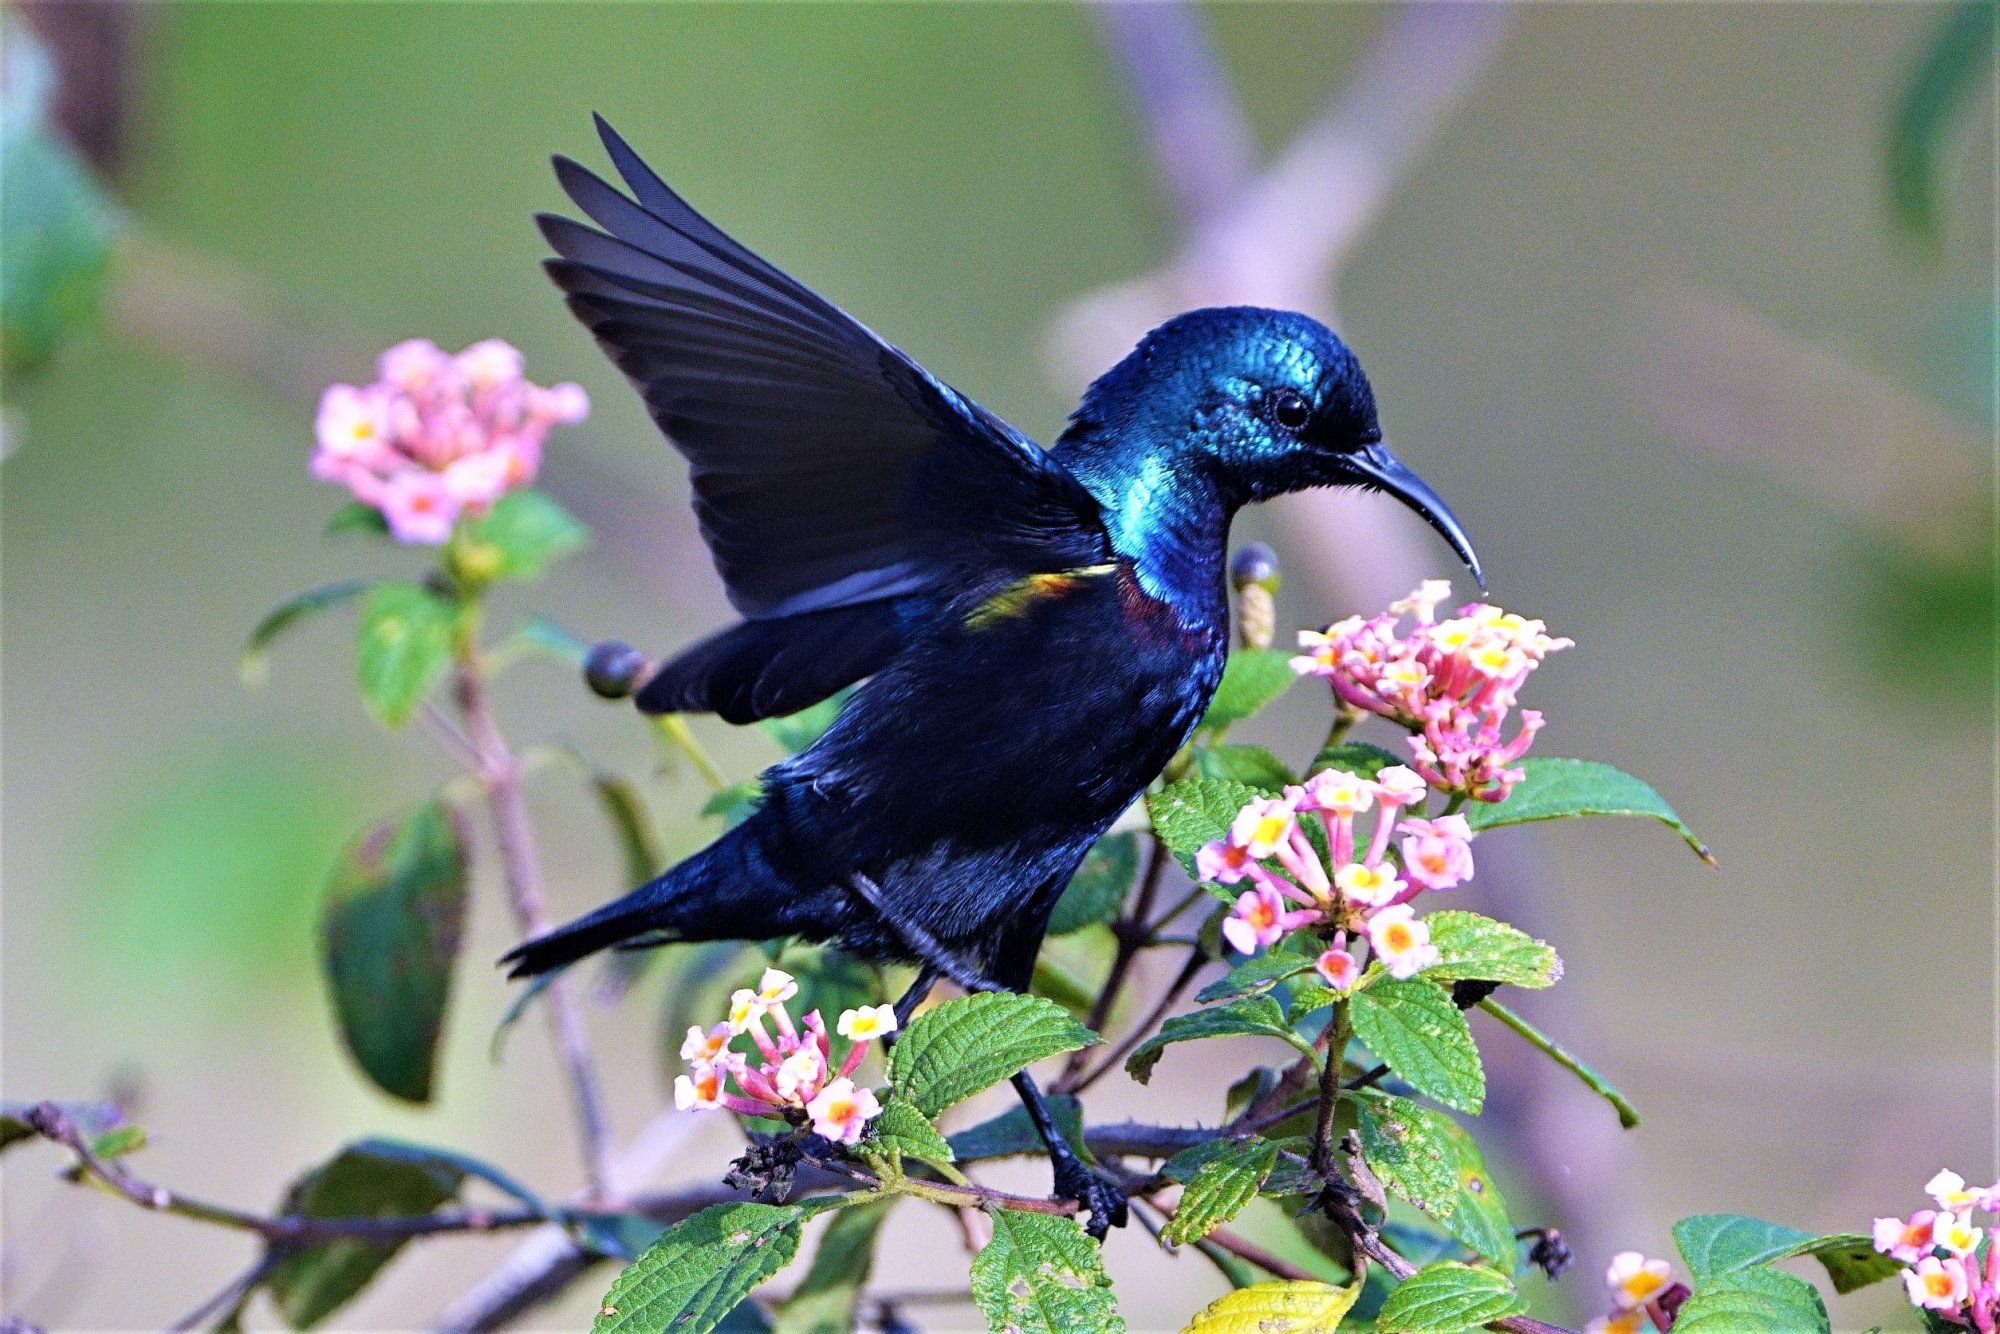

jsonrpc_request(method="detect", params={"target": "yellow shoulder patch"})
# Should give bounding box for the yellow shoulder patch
[965,563,1118,630]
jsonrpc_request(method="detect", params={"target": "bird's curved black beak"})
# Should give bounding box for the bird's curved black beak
[1349,442,1485,590]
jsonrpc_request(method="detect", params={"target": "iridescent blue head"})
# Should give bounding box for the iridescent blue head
[1054,307,1483,595]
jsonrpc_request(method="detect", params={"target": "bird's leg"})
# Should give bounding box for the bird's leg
[1012,1068,1128,1241]
[847,874,994,994]
[891,965,940,1029]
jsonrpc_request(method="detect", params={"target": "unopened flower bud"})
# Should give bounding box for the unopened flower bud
[584,641,652,700]
[1230,543,1281,650]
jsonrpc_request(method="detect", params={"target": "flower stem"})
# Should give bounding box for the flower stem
[653,713,729,791]
[1312,999,1353,1175]
[1477,998,1641,1129]
[454,614,619,1198]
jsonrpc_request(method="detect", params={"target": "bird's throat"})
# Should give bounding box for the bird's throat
[1053,437,1234,627]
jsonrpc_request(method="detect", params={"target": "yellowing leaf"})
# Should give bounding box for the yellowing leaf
[1178,1280,1360,1334]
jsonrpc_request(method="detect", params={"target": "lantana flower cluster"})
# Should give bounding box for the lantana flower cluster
[312,339,588,545]
[1292,580,1570,802]
[672,967,893,1145]
[1873,1168,1999,1328]
[1583,1252,1686,1334]
[1199,763,1474,983]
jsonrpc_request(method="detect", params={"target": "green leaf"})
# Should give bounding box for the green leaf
[325,502,391,539]
[1308,741,1405,780]
[457,489,589,582]
[1671,1214,1815,1284]
[1149,778,1262,875]
[1163,1138,1278,1245]
[1674,1265,1830,1334]
[1199,649,1298,733]
[703,778,765,830]
[1422,912,1561,990]
[265,1139,467,1328]
[969,1210,1123,1334]
[0,1100,125,1155]
[1048,832,1139,936]
[588,769,666,887]
[1195,744,1296,791]
[888,992,1096,1117]
[1351,980,1485,1114]
[946,1095,1086,1163]
[759,688,854,754]
[355,581,458,727]
[1888,0,1995,244]
[594,1202,808,1334]
[0,26,119,380]
[1466,758,1710,862]
[772,1199,894,1334]
[241,581,372,685]
[1353,1093,1513,1264]
[1178,1280,1361,1334]
[1796,1233,1904,1294]
[1376,1261,1525,1333]
[1195,951,1316,1003]
[864,1097,954,1167]
[1126,994,1309,1084]
[320,802,469,1103]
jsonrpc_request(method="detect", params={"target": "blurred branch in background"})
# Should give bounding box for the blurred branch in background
[1055,0,1649,1287]
[1886,0,1996,251]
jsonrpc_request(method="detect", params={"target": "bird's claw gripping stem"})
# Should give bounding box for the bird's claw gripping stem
[1013,1069,1127,1241]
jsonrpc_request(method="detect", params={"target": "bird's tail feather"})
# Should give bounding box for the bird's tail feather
[500,824,802,978]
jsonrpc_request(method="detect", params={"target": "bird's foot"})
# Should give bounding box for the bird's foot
[1052,1155,1128,1242]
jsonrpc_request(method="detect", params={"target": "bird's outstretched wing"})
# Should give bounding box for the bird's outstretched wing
[541,117,1108,721]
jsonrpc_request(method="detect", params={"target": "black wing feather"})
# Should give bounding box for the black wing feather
[543,116,1110,719]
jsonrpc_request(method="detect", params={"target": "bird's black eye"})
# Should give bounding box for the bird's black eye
[1271,390,1312,432]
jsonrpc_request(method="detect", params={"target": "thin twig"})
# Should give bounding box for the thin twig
[1202,1227,1318,1282]
[1058,835,1173,1091]
[1069,945,1208,1093]
[167,1255,274,1333]
[455,647,619,1199]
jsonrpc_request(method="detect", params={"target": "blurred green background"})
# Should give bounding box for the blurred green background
[2,4,1991,1330]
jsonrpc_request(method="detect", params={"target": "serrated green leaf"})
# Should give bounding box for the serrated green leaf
[1126,994,1308,1085]
[759,688,854,754]
[1199,650,1298,733]
[265,1139,467,1328]
[594,1202,807,1334]
[1178,1280,1361,1334]
[888,993,1095,1117]
[772,1199,893,1334]
[241,581,372,685]
[1149,778,1262,875]
[1675,1264,1830,1334]
[1049,832,1139,936]
[1376,1261,1524,1333]
[863,1097,953,1167]
[1164,1139,1278,1245]
[1796,1233,1904,1294]
[1351,980,1485,1114]
[945,1096,1086,1163]
[1195,744,1297,791]
[1467,758,1710,861]
[1308,741,1405,780]
[1353,1093,1513,1264]
[969,1210,1122,1334]
[456,489,589,582]
[1672,1214,1815,1284]
[320,802,468,1104]
[1422,912,1560,990]
[1196,951,1316,1003]
[356,581,458,727]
